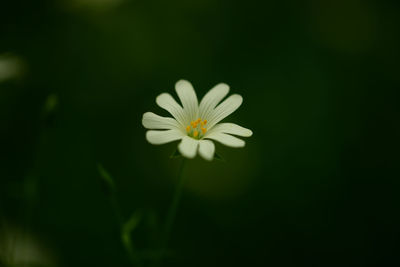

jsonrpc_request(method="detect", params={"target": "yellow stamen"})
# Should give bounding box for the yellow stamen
[201,127,207,134]
[193,130,199,138]
[197,118,201,123]
[186,125,191,132]
[203,119,207,125]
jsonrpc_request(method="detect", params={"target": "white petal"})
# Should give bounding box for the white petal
[175,80,198,123]
[206,123,252,137]
[142,112,182,130]
[207,94,243,129]
[198,140,215,161]
[178,136,199,159]
[199,83,230,120]
[205,132,245,148]
[146,130,183,145]
[156,93,186,126]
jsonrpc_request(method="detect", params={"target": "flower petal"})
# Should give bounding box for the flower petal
[205,132,245,148]
[207,94,243,129]
[206,123,252,137]
[146,130,183,145]
[175,80,198,123]
[142,112,182,130]
[199,83,230,120]
[178,136,199,158]
[198,140,215,161]
[156,93,186,126]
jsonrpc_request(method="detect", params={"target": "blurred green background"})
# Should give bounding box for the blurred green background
[1,0,399,266]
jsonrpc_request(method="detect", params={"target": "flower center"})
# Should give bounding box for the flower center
[186,118,207,140]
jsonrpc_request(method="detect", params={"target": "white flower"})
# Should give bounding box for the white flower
[142,80,253,161]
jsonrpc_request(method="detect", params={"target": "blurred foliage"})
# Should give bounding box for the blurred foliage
[1,0,399,266]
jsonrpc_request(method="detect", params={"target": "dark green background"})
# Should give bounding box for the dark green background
[1,0,399,266]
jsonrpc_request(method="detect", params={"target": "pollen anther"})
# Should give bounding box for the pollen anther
[187,118,208,139]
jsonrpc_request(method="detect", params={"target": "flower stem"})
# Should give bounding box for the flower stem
[159,158,187,265]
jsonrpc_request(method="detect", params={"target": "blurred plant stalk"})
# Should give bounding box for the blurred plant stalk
[158,158,187,267]
[98,164,143,267]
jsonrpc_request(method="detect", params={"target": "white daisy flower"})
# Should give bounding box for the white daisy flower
[142,80,253,161]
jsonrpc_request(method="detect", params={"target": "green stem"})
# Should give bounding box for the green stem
[109,182,142,267]
[159,158,187,265]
